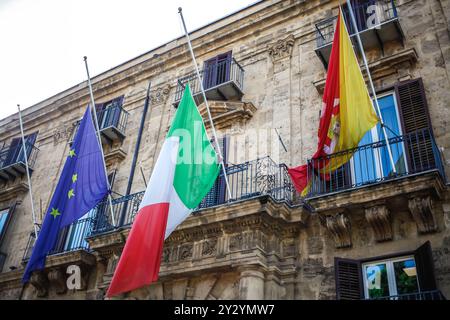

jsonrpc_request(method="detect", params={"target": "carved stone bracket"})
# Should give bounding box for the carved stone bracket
[29,271,49,297]
[365,205,393,242]
[268,34,295,61]
[47,267,67,294]
[320,212,352,248]
[408,196,438,233]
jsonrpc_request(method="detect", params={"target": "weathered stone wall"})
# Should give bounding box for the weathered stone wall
[0,0,449,300]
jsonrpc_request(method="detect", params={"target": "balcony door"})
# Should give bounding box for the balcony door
[3,132,37,167]
[351,93,407,186]
[97,96,124,130]
[203,52,232,90]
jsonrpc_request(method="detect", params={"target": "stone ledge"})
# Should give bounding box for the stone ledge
[0,182,29,203]
[197,100,257,130]
[104,147,127,167]
[306,171,445,213]
[313,48,419,94]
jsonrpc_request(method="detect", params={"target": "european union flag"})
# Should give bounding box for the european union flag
[23,106,109,282]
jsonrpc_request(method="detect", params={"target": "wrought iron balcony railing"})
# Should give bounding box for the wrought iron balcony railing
[370,290,446,300]
[0,141,39,181]
[71,104,129,144]
[22,216,95,262]
[90,157,294,236]
[315,0,403,67]
[174,57,245,105]
[306,128,446,197]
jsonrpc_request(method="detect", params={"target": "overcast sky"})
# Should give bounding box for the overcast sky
[0,0,257,120]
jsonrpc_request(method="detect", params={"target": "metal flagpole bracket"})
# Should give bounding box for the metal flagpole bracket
[178,7,233,201]
[83,56,117,227]
[17,104,39,237]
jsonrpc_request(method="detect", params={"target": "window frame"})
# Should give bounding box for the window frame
[362,255,420,299]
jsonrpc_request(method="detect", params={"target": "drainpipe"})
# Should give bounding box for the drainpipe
[119,81,152,227]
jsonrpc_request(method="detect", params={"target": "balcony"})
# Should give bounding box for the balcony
[71,104,129,145]
[90,157,294,236]
[306,128,445,197]
[22,216,95,263]
[315,0,404,68]
[0,141,39,182]
[173,57,244,106]
[370,290,446,300]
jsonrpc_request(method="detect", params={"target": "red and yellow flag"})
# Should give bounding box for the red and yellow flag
[288,10,379,195]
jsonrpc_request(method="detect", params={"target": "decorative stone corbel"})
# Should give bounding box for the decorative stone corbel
[47,267,67,294]
[30,271,49,297]
[268,34,295,61]
[365,205,393,242]
[408,196,438,233]
[321,212,352,248]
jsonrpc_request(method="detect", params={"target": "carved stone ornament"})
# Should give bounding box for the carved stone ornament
[408,196,438,233]
[268,34,295,61]
[53,123,75,145]
[365,205,393,242]
[30,271,49,297]
[321,212,352,248]
[150,84,171,105]
[47,267,67,294]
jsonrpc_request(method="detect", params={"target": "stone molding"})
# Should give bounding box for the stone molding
[408,196,438,233]
[268,34,295,61]
[365,205,393,242]
[197,100,257,130]
[150,84,171,106]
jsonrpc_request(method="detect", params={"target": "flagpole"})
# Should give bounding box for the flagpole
[344,1,397,174]
[17,105,39,237]
[178,7,232,200]
[83,56,117,227]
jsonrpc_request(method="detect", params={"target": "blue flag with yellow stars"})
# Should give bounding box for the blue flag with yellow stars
[23,106,109,283]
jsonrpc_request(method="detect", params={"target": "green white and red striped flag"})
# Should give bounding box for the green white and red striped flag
[107,84,220,297]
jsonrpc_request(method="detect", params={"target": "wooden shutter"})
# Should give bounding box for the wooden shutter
[414,241,437,292]
[395,78,435,172]
[335,257,364,300]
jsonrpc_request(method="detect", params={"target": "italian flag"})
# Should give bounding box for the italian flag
[106,85,220,297]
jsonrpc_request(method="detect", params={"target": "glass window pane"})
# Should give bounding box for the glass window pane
[365,263,390,299]
[394,259,419,295]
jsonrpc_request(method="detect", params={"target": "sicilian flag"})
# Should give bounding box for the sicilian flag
[106,84,220,297]
[288,9,379,195]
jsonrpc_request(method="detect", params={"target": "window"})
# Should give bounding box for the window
[0,208,10,243]
[203,52,232,90]
[96,96,124,130]
[199,136,229,208]
[2,132,38,168]
[335,242,437,300]
[362,256,419,299]
[352,92,407,185]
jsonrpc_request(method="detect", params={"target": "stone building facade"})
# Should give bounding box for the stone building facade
[0,0,449,300]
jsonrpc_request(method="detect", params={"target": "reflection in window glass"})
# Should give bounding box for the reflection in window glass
[365,263,389,299]
[394,259,419,295]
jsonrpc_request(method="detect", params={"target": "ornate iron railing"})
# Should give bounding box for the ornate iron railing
[90,157,293,236]
[370,290,446,300]
[70,104,129,143]
[22,216,95,262]
[0,141,39,171]
[174,57,244,103]
[315,0,398,48]
[306,128,446,197]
